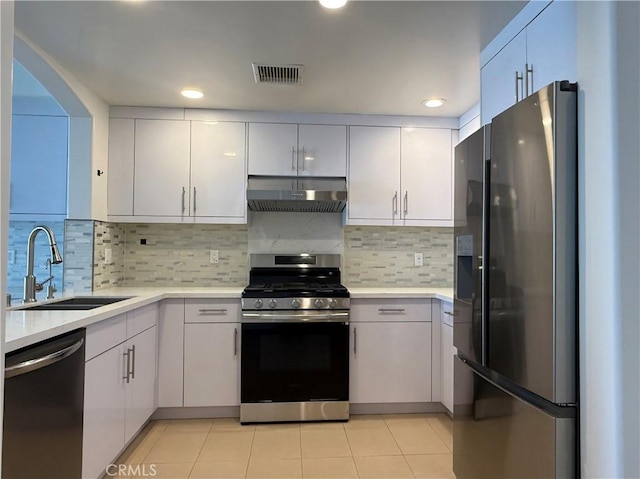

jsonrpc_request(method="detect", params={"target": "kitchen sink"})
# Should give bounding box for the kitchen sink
[17,296,133,311]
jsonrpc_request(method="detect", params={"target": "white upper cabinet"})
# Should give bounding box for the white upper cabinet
[190,121,246,220]
[349,126,453,226]
[133,119,191,217]
[480,1,577,125]
[348,126,401,223]
[480,31,527,125]
[248,122,347,177]
[525,0,577,94]
[108,117,247,223]
[297,124,347,177]
[401,128,452,222]
[248,123,298,176]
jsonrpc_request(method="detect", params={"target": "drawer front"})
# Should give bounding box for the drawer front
[127,303,159,338]
[185,299,241,323]
[441,300,454,327]
[350,298,431,322]
[86,314,127,361]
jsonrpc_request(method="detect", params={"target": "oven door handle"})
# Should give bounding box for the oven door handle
[241,311,350,323]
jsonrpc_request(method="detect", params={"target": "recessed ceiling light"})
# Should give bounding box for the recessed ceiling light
[319,0,348,9]
[422,98,446,108]
[181,88,204,99]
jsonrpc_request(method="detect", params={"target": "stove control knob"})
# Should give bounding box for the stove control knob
[254,299,263,309]
[268,299,278,309]
[329,299,338,309]
[291,299,301,309]
[314,299,326,308]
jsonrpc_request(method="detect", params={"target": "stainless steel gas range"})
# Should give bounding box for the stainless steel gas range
[240,254,350,424]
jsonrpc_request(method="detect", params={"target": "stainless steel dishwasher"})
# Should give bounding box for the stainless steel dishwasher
[2,328,85,479]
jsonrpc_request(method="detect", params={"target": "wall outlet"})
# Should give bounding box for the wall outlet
[414,252,424,266]
[210,249,219,264]
[7,250,15,265]
[104,248,112,265]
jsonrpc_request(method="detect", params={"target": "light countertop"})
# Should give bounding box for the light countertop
[5,286,452,353]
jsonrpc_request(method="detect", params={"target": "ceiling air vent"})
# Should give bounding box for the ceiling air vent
[252,63,304,85]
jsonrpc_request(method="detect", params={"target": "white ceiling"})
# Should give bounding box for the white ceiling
[13,1,526,118]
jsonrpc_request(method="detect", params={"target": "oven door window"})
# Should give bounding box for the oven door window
[241,322,349,403]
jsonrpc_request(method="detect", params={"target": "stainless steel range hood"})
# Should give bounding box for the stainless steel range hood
[247,176,347,213]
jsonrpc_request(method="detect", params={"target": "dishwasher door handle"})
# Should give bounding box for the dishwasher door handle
[5,338,84,379]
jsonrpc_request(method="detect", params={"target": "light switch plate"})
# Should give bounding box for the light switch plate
[104,248,112,265]
[7,250,15,265]
[210,250,219,264]
[414,252,423,266]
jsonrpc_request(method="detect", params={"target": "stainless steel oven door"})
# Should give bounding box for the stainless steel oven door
[240,311,350,422]
[241,310,349,323]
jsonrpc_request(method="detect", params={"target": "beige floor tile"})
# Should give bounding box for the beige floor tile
[254,422,301,432]
[345,427,402,457]
[300,421,347,431]
[405,454,455,479]
[251,428,302,459]
[343,415,389,430]
[354,455,415,479]
[386,422,450,455]
[384,416,430,429]
[165,419,214,434]
[425,415,453,450]
[189,460,248,479]
[118,421,167,465]
[140,462,194,479]
[211,418,255,432]
[301,429,352,458]
[302,457,358,479]
[144,431,208,464]
[246,458,302,479]
[197,431,254,462]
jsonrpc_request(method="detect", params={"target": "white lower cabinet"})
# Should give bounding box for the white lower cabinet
[157,299,185,407]
[83,308,158,479]
[183,323,240,407]
[124,326,158,443]
[441,324,454,412]
[349,299,432,404]
[83,343,127,479]
[182,299,241,407]
[440,300,455,413]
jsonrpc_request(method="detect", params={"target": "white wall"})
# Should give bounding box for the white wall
[457,103,480,143]
[0,0,15,464]
[13,32,109,221]
[577,2,640,477]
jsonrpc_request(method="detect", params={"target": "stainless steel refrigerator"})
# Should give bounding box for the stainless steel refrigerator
[453,81,578,479]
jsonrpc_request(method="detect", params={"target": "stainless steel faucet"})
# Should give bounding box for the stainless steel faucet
[23,225,63,303]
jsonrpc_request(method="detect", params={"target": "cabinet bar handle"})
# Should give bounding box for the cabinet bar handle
[181,187,186,214]
[515,70,523,102]
[404,191,408,216]
[292,146,296,171]
[393,191,398,216]
[525,63,534,96]
[193,187,197,214]
[301,147,306,171]
[123,349,131,383]
[130,345,136,380]
[198,308,228,314]
[378,308,406,313]
[234,328,238,356]
[353,327,357,355]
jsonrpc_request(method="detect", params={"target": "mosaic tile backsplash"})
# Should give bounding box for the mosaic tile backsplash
[106,223,249,288]
[63,220,94,294]
[343,226,453,287]
[7,220,65,302]
[57,221,453,292]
